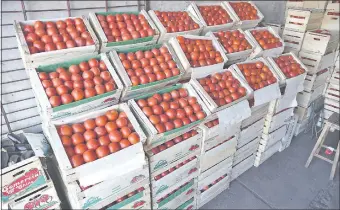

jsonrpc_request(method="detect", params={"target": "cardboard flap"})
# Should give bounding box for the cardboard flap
[254,83,281,106]
[285,73,306,95]
[217,100,251,132]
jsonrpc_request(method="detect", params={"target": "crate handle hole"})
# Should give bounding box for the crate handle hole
[29,194,41,201]
[13,170,25,177]
[313,38,321,41]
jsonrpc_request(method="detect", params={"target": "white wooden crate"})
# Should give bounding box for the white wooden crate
[176,196,196,210]
[153,178,196,210]
[197,174,230,209]
[263,108,294,133]
[109,43,184,102]
[325,84,340,101]
[1,156,49,206]
[259,125,288,152]
[254,141,281,167]
[206,29,257,65]
[279,115,299,152]
[28,53,124,123]
[285,9,324,32]
[241,103,269,128]
[321,11,340,32]
[234,137,260,166]
[223,1,264,30]
[147,130,202,174]
[198,160,232,191]
[189,68,253,113]
[238,118,264,146]
[298,50,337,74]
[232,57,282,107]
[168,35,228,79]
[282,28,305,54]
[198,156,233,182]
[301,30,339,55]
[8,181,60,210]
[326,1,340,12]
[304,68,330,92]
[128,83,211,145]
[245,26,284,59]
[43,103,146,187]
[324,97,340,113]
[151,156,199,198]
[148,10,204,44]
[14,16,100,69]
[63,163,149,209]
[200,136,237,173]
[231,154,256,181]
[295,105,313,122]
[187,2,238,35]
[89,10,160,52]
[296,84,326,108]
[329,68,340,85]
[286,0,328,9]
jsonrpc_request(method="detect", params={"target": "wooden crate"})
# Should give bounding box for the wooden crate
[234,137,260,166]
[28,53,124,122]
[321,11,340,32]
[295,105,313,122]
[176,196,196,210]
[285,9,324,32]
[43,104,147,187]
[282,28,305,54]
[324,97,340,113]
[254,141,281,167]
[14,16,99,69]
[231,154,256,181]
[296,84,326,108]
[279,115,299,151]
[259,125,288,152]
[238,118,264,146]
[326,1,340,12]
[89,11,160,52]
[187,2,238,34]
[168,35,228,79]
[286,0,328,10]
[301,30,339,55]
[303,68,330,92]
[148,10,203,44]
[109,43,184,102]
[198,156,233,182]
[298,50,337,74]
[128,83,211,145]
[245,26,285,59]
[206,29,257,65]
[223,1,264,30]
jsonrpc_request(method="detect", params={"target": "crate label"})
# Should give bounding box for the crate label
[154,160,168,171]
[217,100,251,132]
[83,197,102,209]
[23,194,59,210]
[107,191,144,209]
[2,168,47,202]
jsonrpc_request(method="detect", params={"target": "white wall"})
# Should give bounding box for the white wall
[0,1,285,138]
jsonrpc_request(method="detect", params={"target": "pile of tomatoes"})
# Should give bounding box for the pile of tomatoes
[200,174,227,193]
[154,11,199,33]
[118,46,180,86]
[101,187,145,208]
[38,58,117,108]
[23,18,94,54]
[198,71,247,106]
[96,13,155,43]
[274,55,305,78]
[198,5,233,26]
[154,156,196,181]
[151,130,198,155]
[136,88,206,133]
[251,30,282,50]
[229,2,259,21]
[214,30,252,54]
[237,61,277,90]
[177,36,224,68]
[58,110,140,168]
[205,119,219,128]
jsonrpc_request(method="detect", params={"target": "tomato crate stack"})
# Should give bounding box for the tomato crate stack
[1,132,61,210]
[231,102,269,180]
[188,66,254,208]
[128,83,210,210]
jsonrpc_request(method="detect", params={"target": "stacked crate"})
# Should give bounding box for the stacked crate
[128,83,210,210]
[231,102,269,180]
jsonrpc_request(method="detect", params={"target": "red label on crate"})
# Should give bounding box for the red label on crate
[2,168,41,196]
[24,194,58,210]
[133,200,146,208]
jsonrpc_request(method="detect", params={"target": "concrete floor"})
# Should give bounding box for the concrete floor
[202,130,340,209]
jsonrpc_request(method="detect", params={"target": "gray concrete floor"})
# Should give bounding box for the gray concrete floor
[202,130,340,209]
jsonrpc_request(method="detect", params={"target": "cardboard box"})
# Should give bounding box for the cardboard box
[109,43,184,101]
[206,29,257,65]
[43,103,146,187]
[28,53,124,122]
[187,2,238,34]
[148,10,203,43]
[89,11,159,52]
[223,1,264,30]
[128,83,211,145]
[14,16,99,69]
[2,156,49,204]
[8,182,60,210]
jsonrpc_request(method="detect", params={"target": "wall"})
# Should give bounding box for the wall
[1,1,285,138]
